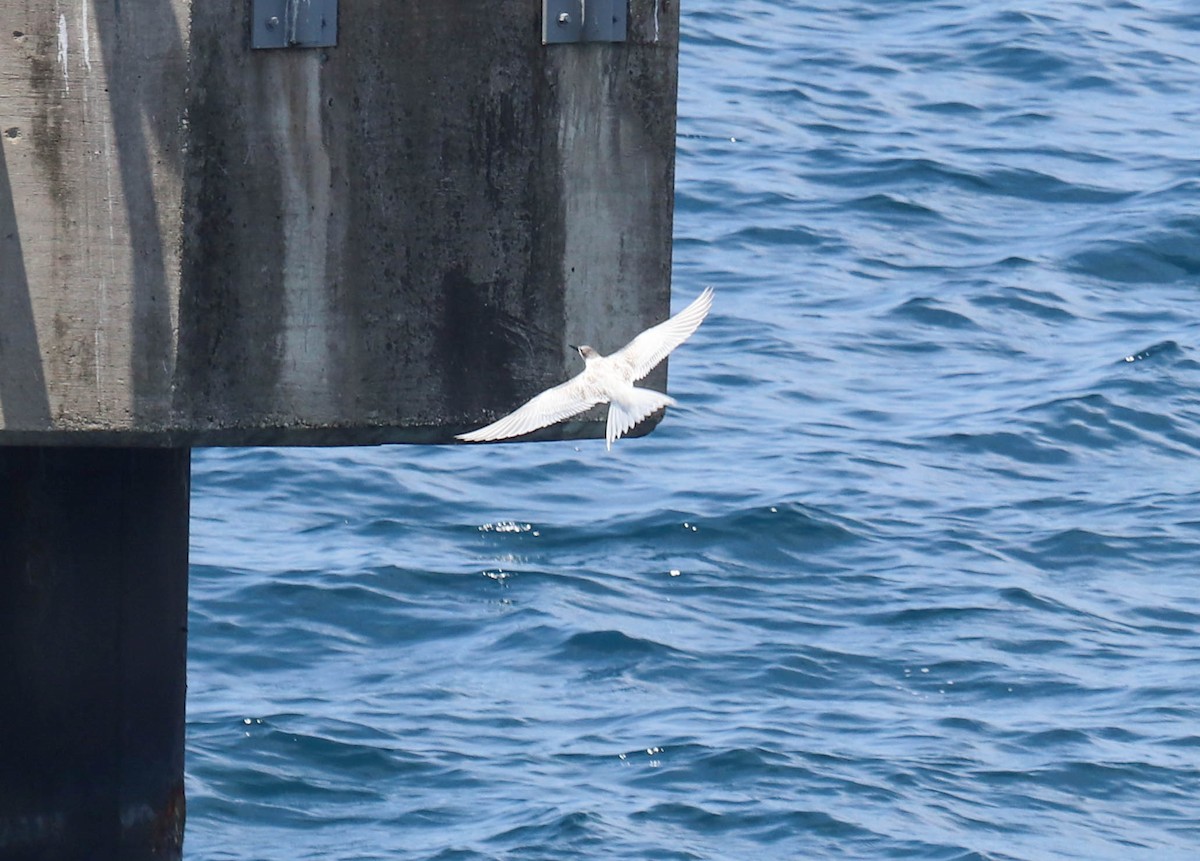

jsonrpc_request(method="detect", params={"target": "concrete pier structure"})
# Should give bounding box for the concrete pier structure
[1,0,680,445]
[1,1,680,857]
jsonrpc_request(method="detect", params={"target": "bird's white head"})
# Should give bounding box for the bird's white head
[571,345,601,363]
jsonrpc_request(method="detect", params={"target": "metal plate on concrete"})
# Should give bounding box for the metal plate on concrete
[252,0,338,49]
[543,0,626,44]
[585,0,628,42]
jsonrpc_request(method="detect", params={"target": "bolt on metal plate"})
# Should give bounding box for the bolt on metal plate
[252,0,338,49]
[543,0,627,44]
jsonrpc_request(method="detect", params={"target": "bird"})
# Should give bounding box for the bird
[456,286,714,450]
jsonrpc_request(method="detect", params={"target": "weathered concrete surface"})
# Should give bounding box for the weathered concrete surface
[0,1,680,445]
[0,447,190,860]
[1,1,186,436]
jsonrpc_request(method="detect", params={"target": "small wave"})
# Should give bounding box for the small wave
[844,193,944,220]
[1020,727,1093,749]
[1018,392,1200,456]
[934,430,1073,465]
[571,502,871,568]
[807,156,983,192]
[969,42,1074,83]
[913,100,982,115]
[1011,527,1130,571]
[1016,394,1141,450]
[1129,604,1200,633]
[557,629,680,662]
[970,288,1075,322]
[1025,759,1160,801]
[992,587,1098,623]
[756,657,839,692]
[1159,12,1200,32]
[862,604,1005,628]
[887,297,981,330]
[483,810,598,853]
[1119,340,1182,364]
[1066,220,1200,283]
[631,798,865,843]
[976,166,1132,204]
[722,223,831,248]
[693,502,874,567]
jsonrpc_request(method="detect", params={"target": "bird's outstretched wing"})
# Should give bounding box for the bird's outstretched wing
[610,286,714,381]
[456,374,603,443]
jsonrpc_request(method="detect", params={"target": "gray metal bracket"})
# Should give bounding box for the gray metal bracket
[251,0,338,49]
[543,0,627,44]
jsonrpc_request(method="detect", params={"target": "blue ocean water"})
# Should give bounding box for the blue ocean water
[186,3,1200,859]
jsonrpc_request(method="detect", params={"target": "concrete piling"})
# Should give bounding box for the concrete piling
[0,447,190,861]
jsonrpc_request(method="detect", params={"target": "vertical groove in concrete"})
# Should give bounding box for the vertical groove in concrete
[270,53,335,421]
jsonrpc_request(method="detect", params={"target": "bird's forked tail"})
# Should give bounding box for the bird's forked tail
[606,386,677,450]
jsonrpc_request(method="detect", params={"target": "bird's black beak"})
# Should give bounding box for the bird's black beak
[568,344,580,352]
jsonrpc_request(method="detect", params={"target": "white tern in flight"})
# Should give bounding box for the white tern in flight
[457,286,714,450]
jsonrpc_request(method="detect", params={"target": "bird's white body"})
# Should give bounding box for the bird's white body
[457,286,714,449]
